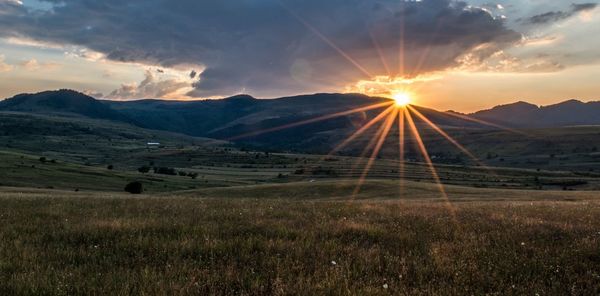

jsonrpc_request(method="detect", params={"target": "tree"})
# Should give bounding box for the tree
[138,166,151,173]
[124,181,143,194]
[154,167,177,175]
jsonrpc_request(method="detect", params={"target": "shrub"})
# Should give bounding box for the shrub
[124,181,143,194]
[138,166,151,173]
[107,165,114,170]
[154,167,177,175]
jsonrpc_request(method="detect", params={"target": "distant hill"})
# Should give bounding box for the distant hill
[0,89,130,122]
[106,93,393,137]
[2,89,599,151]
[469,100,600,127]
[3,90,600,171]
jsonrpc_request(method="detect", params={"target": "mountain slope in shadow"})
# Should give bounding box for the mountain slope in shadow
[0,89,130,122]
[469,99,600,127]
[2,90,599,151]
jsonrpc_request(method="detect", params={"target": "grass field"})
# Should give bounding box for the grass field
[1,185,600,295]
[2,112,600,294]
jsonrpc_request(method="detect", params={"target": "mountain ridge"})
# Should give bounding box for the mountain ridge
[468,99,600,127]
[2,90,599,138]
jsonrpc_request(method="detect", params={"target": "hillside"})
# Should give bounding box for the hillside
[2,90,600,167]
[0,111,222,167]
[0,90,486,149]
[470,99,600,127]
[106,93,394,138]
[0,89,131,123]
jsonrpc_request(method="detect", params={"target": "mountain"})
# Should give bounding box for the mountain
[2,90,600,152]
[0,90,398,150]
[470,99,600,127]
[0,89,130,122]
[106,93,393,137]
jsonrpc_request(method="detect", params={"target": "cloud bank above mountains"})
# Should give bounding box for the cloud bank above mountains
[0,0,598,100]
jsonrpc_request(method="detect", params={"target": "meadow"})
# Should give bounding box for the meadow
[2,112,600,294]
[1,185,600,295]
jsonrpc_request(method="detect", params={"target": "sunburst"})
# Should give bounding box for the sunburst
[227,4,522,211]
[392,92,411,107]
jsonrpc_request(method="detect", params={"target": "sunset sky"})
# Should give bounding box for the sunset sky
[0,0,598,112]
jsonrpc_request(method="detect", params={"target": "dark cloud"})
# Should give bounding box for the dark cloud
[0,0,521,98]
[527,3,597,24]
[572,3,598,12]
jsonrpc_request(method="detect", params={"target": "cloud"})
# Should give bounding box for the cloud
[526,3,598,24]
[0,0,521,97]
[106,69,192,100]
[456,47,565,73]
[572,3,598,12]
[0,54,13,72]
[18,58,61,70]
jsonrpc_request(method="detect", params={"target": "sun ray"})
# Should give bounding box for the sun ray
[307,105,395,196]
[279,2,374,79]
[398,1,406,78]
[404,108,457,216]
[355,111,394,166]
[346,108,396,180]
[326,105,396,156]
[442,111,530,136]
[368,26,392,77]
[409,20,444,78]
[407,105,490,168]
[352,108,398,196]
[227,101,393,140]
[398,108,406,198]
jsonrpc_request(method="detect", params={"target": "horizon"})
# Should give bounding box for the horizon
[2,1,600,293]
[1,88,597,113]
[1,1,599,112]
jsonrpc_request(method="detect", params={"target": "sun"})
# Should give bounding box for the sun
[392,92,411,107]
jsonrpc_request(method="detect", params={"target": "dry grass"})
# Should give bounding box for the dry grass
[1,187,600,295]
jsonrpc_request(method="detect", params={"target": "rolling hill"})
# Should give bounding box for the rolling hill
[0,89,131,123]
[0,90,491,140]
[469,99,600,127]
[1,89,599,159]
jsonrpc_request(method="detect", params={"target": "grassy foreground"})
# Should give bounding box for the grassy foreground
[1,188,600,295]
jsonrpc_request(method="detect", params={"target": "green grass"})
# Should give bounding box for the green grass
[0,151,225,192]
[2,112,600,294]
[1,187,599,295]
[4,148,600,194]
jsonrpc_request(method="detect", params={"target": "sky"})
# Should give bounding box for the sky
[0,0,598,112]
